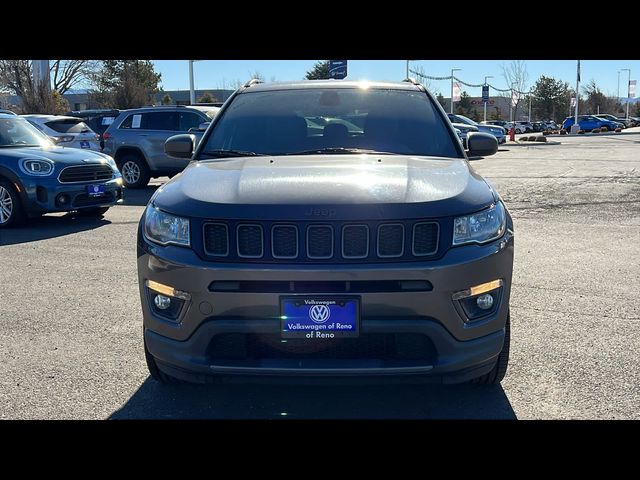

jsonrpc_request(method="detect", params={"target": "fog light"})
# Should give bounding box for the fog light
[476,293,494,310]
[55,193,70,207]
[154,294,171,310]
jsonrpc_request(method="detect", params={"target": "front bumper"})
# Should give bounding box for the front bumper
[19,177,123,215]
[139,229,514,382]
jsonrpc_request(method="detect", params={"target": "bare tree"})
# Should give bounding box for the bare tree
[500,60,529,120]
[0,60,98,113]
[248,70,265,82]
[409,65,438,95]
[50,60,100,94]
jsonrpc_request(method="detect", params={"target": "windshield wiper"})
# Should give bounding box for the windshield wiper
[285,148,396,156]
[200,149,264,158]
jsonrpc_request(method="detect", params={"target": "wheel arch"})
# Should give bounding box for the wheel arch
[0,166,28,207]
[114,146,150,168]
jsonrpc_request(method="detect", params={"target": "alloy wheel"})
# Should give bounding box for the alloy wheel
[0,186,14,224]
[122,161,141,185]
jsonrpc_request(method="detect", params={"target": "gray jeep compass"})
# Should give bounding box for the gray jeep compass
[137,79,514,385]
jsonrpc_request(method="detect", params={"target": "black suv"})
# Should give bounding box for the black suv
[138,80,514,385]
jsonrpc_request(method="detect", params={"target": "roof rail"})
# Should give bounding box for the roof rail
[402,77,420,86]
[242,78,263,88]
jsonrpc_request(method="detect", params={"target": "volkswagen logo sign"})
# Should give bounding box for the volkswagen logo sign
[309,304,331,324]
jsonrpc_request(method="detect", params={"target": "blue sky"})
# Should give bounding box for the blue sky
[153,60,639,99]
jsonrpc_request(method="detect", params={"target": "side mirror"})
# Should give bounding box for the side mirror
[165,134,196,159]
[467,132,498,157]
[199,122,210,130]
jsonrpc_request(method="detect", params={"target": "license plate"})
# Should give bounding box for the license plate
[86,184,106,197]
[80,141,90,149]
[280,297,360,339]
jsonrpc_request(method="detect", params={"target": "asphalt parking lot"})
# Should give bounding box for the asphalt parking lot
[1,129,639,419]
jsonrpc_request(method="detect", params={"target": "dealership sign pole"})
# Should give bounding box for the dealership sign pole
[483,75,492,123]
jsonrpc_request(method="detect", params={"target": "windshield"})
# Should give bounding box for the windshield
[455,114,477,126]
[201,88,461,158]
[0,117,53,148]
[45,119,93,134]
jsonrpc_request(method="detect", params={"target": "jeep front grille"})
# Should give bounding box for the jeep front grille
[201,220,440,263]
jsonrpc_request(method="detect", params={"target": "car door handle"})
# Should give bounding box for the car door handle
[139,133,149,136]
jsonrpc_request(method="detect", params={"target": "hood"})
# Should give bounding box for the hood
[0,145,112,166]
[154,155,496,219]
[451,122,478,133]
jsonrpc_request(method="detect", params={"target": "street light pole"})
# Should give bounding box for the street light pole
[510,82,516,123]
[571,60,581,134]
[483,75,493,123]
[406,60,409,79]
[450,68,461,114]
[617,70,621,103]
[189,60,195,105]
[622,68,631,119]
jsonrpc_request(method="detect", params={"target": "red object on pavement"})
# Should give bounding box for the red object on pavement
[509,127,515,141]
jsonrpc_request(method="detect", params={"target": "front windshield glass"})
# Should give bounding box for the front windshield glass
[0,117,53,148]
[455,114,477,126]
[202,88,461,158]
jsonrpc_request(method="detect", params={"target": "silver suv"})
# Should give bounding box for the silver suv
[102,105,219,188]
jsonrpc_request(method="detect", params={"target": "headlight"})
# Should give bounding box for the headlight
[143,205,190,247]
[453,202,506,246]
[19,158,54,176]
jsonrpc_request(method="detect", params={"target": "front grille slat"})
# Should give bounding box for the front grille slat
[203,223,229,256]
[271,225,298,259]
[307,225,333,259]
[412,222,439,256]
[59,164,114,183]
[202,220,439,263]
[342,225,369,258]
[377,224,405,258]
[237,224,263,258]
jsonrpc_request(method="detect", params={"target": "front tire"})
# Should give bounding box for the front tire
[0,180,25,228]
[144,338,180,384]
[119,154,150,189]
[470,312,510,385]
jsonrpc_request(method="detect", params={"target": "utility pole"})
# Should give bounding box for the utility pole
[406,60,409,79]
[570,60,581,134]
[450,68,461,114]
[484,75,493,123]
[528,94,532,122]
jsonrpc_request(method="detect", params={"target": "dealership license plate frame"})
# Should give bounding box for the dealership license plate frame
[86,184,106,197]
[80,141,90,149]
[280,296,360,339]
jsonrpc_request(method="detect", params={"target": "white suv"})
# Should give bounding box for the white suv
[22,115,101,151]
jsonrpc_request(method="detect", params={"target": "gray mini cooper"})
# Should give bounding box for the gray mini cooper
[137,80,514,385]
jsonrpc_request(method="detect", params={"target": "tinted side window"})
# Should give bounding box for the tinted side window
[179,112,204,131]
[119,114,134,129]
[141,112,178,131]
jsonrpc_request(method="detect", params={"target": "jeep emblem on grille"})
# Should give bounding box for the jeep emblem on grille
[304,208,337,217]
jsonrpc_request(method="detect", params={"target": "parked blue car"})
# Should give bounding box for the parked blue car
[562,115,624,132]
[0,113,123,228]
